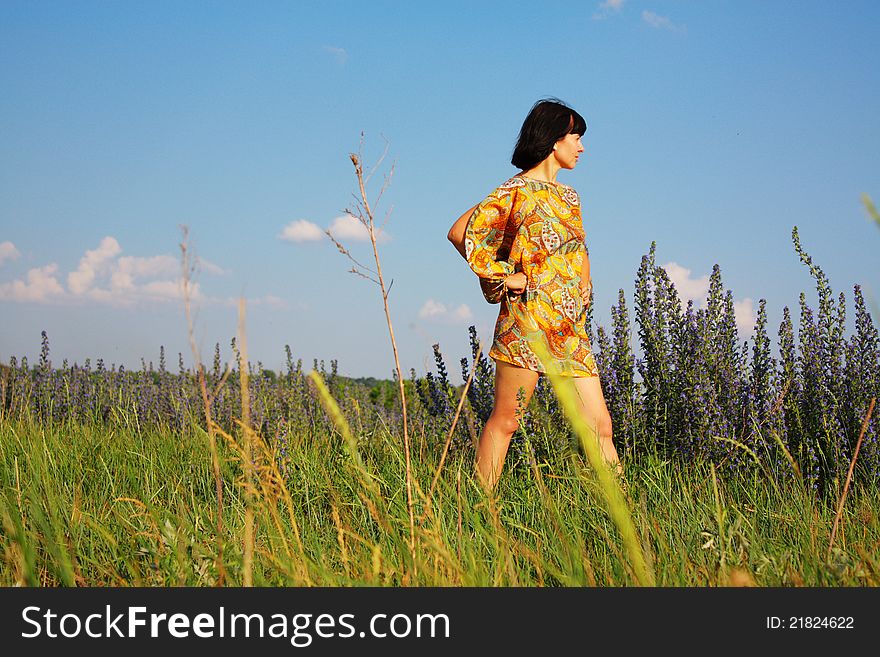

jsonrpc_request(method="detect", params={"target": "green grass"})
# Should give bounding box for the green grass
[2,409,878,587]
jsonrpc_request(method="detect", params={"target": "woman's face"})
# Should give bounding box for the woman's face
[553,132,584,169]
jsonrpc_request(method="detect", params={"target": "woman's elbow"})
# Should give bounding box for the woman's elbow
[447,227,466,254]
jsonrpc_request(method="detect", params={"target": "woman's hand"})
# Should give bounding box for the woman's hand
[504,272,527,295]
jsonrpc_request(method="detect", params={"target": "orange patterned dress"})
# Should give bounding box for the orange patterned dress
[465,175,598,377]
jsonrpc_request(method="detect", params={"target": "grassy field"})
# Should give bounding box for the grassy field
[2,409,877,587]
[2,199,877,588]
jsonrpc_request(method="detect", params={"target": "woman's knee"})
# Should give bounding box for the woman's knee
[486,411,520,437]
[596,415,613,441]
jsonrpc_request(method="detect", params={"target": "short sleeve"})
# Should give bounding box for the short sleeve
[464,183,519,284]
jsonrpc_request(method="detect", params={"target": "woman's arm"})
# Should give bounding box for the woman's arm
[580,249,592,308]
[447,204,477,259]
[449,201,525,296]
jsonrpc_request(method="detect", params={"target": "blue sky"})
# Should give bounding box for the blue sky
[2,0,879,382]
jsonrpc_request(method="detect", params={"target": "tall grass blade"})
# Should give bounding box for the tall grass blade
[238,298,255,587]
[530,339,655,586]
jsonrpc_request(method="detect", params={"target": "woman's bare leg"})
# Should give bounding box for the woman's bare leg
[476,360,540,490]
[571,376,622,476]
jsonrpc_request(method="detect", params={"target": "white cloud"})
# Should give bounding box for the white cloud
[328,214,370,242]
[138,279,188,302]
[120,254,178,278]
[323,45,348,65]
[0,241,20,266]
[285,214,390,246]
[279,219,325,243]
[662,262,710,304]
[68,236,122,295]
[419,299,473,324]
[734,297,756,337]
[663,261,755,337]
[64,238,195,305]
[0,263,65,302]
[0,237,244,307]
[642,10,686,32]
[327,214,390,243]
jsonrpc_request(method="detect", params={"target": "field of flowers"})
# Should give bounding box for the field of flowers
[0,227,878,586]
[424,228,879,494]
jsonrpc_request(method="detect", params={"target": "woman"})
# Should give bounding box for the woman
[447,98,621,489]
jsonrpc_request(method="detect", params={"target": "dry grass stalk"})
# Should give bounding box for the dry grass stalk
[828,397,875,560]
[210,417,311,584]
[726,567,757,587]
[331,504,350,579]
[428,339,483,501]
[237,298,256,586]
[179,226,226,586]
[326,141,416,564]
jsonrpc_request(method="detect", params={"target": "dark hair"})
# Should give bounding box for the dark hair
[511,98,587,170]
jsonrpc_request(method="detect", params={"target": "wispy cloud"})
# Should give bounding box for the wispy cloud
[418,299,473,324]
[218,294,288,310]
[251,294,287,310]
[662,261,754,336]
[0,241,21,266]
[323,45,348,65]
[642,10,686,33]
[593,0,625,20]
[199,258,225,276]
[279,219,325,243]
[419,299,447,319]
